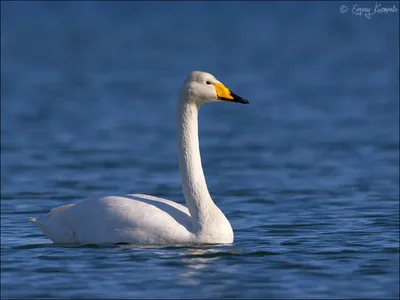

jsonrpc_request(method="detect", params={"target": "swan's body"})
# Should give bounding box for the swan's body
[30,71,248,245]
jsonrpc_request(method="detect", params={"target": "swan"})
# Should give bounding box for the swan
[29,71,249,245]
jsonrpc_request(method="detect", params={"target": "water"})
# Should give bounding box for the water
[1,1,399,299]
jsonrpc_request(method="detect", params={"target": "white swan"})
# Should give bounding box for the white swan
[29,71,249,245]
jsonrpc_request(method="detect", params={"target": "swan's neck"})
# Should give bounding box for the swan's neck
[177,99,217,231]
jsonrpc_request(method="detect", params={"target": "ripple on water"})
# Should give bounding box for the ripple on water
[1,2,399,299]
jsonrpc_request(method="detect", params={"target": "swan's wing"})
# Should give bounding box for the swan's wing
[30,194,193,245]
[128,193,190,215]
[47,204,75,217]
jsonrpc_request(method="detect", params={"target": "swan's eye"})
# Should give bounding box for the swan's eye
[206,81,212,85]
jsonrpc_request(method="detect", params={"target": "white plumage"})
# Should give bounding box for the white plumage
[30,71,249,245]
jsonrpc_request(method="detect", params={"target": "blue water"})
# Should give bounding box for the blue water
[1,1,399,299]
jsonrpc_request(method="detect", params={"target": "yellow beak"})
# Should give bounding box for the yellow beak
[213,83,249,104]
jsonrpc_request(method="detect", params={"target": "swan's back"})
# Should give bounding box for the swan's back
[30,194,194,245]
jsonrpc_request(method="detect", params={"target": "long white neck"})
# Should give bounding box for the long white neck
[177,97,217,231]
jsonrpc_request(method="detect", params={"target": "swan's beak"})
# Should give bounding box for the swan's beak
[214,83,249,104]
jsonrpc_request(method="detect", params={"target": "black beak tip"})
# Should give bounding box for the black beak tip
[235,96,249,104]
[230,91,249,104]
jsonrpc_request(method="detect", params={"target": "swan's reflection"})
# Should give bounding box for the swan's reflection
[176,247,227,286]
[118,244,236,287]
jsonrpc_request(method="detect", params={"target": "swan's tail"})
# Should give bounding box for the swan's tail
[29,217,49,237]
[29,204,75,224]
[28,205,77,244]
[29,217,50,235]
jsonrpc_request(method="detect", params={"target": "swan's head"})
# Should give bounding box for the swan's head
[181,71,249,106]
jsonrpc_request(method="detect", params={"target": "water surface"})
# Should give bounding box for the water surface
[1,1,399,299]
